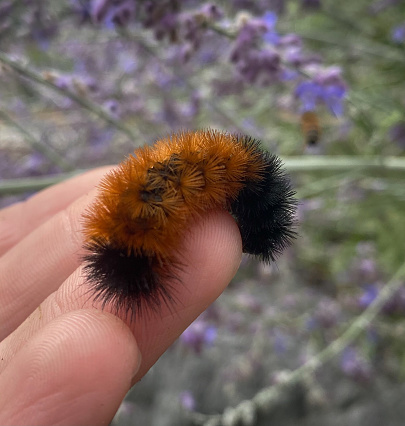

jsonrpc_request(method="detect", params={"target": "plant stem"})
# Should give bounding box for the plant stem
[0,171,82,195]
[0,109,74,172]
[1,155,404,195]
[0,50,137,141]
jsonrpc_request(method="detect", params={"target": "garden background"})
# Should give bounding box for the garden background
[1,1,405,425]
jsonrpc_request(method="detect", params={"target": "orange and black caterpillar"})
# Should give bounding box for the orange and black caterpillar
[82,129,296,318]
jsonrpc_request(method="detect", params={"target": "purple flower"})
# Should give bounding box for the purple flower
[284,47,304,67]
[179,91,200,119]
[118,55,137,74]
[262,11,279,44]
[295,77,346,115]
[231,30,282,85]
[305,316,317,331]
[263,11,278,28]
[295,65,346,116]
[21,152,46,176]
[358,283,405,316]
[90,0,135,28]
[321,84,346,116]
[179,319,217,354]
[314,298,341,328]
[0,1,13,20]
[31,26,56,51]
[143,3,180,43]
[177,4,222,53]
[272,327,289,354]
[179,391,196,411]
[230,24,261,63]
[70,0,92,23]
[278,33,302,47]
[87,127,115,160]
[382,286,405,316]
[103,99,121,118]
[358,284,379,309]
[199,3,223,21]
[341,347,372,382]
[295,81,322,111]
[315,65,345,86]
[355,258,379,283]
[391,23,405,43]
[54,75,72,91]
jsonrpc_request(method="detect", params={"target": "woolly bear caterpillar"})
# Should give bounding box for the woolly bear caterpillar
[82,129,296,319]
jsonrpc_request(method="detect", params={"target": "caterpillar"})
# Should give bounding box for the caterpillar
[300,111,321,147]
[82,129,297,319]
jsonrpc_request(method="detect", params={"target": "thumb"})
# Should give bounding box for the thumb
[0,309,141,426]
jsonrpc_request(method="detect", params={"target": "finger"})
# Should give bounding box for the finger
[128,210,242,382]
[0,309,141,426]
[1,210,242,380]
[0,185,102,342]
[0,166,112,257]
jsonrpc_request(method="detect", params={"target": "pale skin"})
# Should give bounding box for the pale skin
[0,167,242,426]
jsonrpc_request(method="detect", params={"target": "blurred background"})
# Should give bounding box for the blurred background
[1,1,405,425]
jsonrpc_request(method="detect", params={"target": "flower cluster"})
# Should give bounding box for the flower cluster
[68,2,347,116]
[221,10,347,114]
[294,66,347,115]
[229,12,281,85]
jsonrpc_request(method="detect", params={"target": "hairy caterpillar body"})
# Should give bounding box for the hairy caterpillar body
[82,129,296,318]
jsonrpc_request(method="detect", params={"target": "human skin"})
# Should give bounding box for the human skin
[0,167,242,426]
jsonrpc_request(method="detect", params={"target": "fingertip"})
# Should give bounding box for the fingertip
[182,210,243,304]
[0,166,114,257]
[128,210,242,382]
[0,309,141,426]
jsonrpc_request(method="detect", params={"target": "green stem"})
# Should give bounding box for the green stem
[283,155,405,172]
[0,50,137,141]
[0,110,74,172]
[1,155,404,196]
[0,171,83,195]
[301,33,405,64]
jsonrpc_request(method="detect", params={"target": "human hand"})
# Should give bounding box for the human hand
[0,167,242,426]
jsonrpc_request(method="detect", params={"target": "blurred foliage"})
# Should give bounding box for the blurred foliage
[1,0,405,423]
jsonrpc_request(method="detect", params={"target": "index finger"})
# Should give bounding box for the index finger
[0,210,243,384]
[0,166,112,257]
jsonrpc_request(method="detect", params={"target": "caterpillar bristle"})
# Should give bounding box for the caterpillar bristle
[82,129,297,320]
[82,239,182,320]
